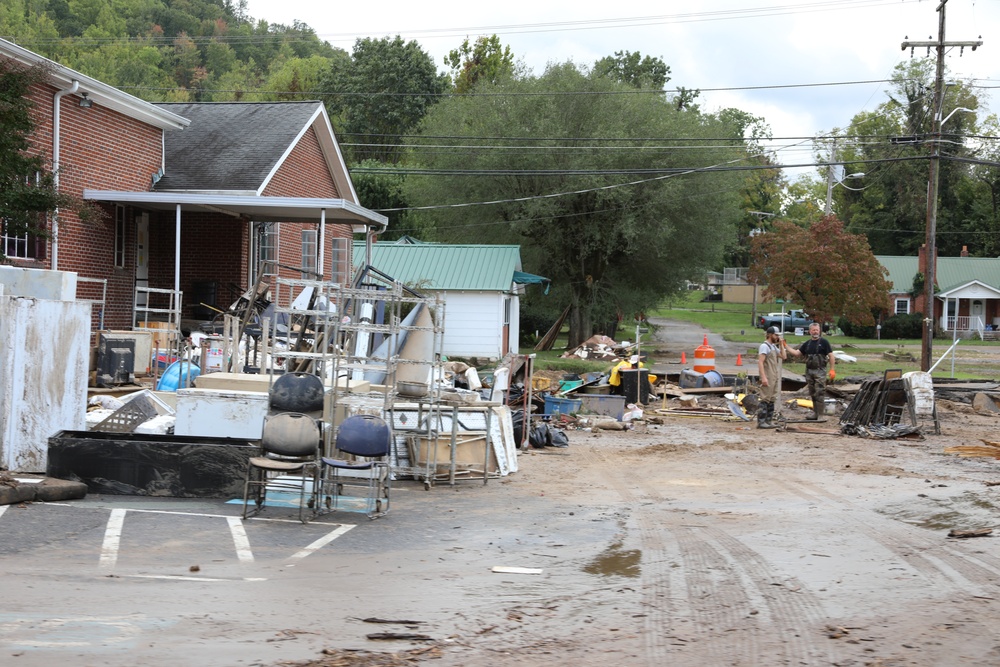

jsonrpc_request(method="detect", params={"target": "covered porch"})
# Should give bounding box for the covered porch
[937,280,1000,339]
[81,189,388,351]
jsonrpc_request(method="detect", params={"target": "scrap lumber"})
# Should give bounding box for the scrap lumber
[534,304,571,352]
[948,528,993,538]
[782,424,841,434]
[944,440,1000,460]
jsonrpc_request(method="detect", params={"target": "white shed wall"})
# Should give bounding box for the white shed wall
[439,291,505,359]
[0,297,89,472]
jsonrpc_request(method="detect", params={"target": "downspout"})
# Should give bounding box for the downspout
[51,80,80,270]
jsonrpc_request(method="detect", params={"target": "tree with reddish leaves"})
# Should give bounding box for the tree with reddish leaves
[748,217,891,326]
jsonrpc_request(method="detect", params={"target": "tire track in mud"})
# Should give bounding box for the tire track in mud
[583,446,838,665]
[774,475,1000,599]
[576,447,676,664]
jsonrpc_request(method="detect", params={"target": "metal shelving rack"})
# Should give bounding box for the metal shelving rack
[382,290,448,486]
[266,276,340,452]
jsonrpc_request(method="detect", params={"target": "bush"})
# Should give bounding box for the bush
[838,312,923,339]
[881,312,924,339]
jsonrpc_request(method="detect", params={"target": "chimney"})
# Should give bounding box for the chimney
[918,243,927,276]
[961,245,969,257]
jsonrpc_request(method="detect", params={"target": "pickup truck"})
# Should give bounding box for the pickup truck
[757,310,816,332]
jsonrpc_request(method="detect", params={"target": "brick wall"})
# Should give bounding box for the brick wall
[263,126,340,198]
[11,61,359,329]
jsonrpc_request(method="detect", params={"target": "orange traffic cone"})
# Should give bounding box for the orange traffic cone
[736,353,742,366]
[680,351,686,364]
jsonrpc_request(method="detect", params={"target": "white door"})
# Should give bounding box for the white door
[971,300,985,329]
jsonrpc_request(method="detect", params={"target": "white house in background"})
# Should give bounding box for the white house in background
[353,241,550,360]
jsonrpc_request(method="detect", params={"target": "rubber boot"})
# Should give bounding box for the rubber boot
[756,402,769,428]
[757,401,778,429]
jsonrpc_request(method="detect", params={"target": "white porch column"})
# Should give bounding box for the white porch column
[174,204,181,295]
[318,208,326,279]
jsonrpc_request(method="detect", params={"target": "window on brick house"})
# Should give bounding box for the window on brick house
[114,205,126,268]
[253,222,279,282]
[895,298,910,315]
[330,237,350,285]
[2,214,47,260]
[301,229,317,278]
[2,172,47,260]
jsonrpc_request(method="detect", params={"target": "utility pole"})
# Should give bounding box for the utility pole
[901,0,981,372]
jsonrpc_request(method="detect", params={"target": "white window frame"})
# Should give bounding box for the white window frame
[1,219,34,259]
[252,221,279,283]
[2,172,44,260]
[894,297,910,315]
[330,237,350,285]
[301,229,318,278]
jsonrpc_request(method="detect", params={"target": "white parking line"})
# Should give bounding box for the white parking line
[287,524,355,561]
[86,506,354,570]
[226,516,254,562]
[99,509,126,570]
[0,505,7,520]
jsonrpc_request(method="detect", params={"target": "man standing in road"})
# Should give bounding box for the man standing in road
[756,326,786,428]
[786,322,836,420]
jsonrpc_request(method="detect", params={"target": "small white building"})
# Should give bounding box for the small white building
[354,241,549,360]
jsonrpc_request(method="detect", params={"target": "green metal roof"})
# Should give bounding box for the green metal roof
[353,243,523,291]
[877,255,1000,293]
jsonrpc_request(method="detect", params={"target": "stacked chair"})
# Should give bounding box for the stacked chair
[242,372,325,523]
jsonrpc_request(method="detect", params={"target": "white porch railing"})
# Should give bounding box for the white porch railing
[944,315,986,338]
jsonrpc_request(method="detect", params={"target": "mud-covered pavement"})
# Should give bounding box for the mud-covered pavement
[4,323,1000,666]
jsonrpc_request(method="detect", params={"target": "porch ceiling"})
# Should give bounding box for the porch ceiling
[82,190,387,233]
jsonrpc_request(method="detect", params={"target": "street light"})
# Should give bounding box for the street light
[824,171,865,215]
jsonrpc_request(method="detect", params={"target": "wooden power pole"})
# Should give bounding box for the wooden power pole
[901,1,981,372]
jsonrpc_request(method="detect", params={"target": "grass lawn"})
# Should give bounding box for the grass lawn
[653,291,999,381]
[520,292,999,380]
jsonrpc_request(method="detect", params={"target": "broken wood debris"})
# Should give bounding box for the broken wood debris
[945,440,1000,460]
[947,528,992,538]
[839,373,924,438]
[360,617,424,625]
[366,632,434,641]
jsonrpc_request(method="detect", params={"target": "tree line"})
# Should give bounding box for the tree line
[8,0,985,342]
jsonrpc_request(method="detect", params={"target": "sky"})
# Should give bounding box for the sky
[245,0,1000,182]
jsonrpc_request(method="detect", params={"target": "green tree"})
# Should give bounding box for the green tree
[321,36,448,164]
[349,160,425,240]
[747,217,891,325]
[0,59,96,259]
[405,61,749,346]
[444,35,518,93]
[593,50,669,90]
[827,60,979,256]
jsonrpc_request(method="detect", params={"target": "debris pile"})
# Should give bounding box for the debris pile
[839,371,932,438]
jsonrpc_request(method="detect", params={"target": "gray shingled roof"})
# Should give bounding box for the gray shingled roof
[153,102,321,192]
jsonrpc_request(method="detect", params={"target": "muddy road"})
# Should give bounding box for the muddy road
[3,322,1000,666]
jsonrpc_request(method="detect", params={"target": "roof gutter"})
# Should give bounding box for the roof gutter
[51,79,79,271]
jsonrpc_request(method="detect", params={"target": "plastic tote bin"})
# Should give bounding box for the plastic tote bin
[544,395,583,416]
[578,394,626,419]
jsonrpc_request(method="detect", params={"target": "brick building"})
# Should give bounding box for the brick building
[0,38,386,333]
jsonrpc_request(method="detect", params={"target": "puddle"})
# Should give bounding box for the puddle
[583,541,641,578]
[878,490,1000,532]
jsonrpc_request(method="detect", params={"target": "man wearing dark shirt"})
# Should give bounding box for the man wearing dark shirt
[785,322,835,420]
